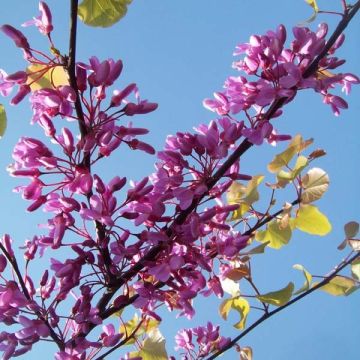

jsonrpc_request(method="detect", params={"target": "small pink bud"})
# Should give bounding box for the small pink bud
[1,24,30,50]
[10,84,31,105]
[39,114,56,137]
[1,234,14,257]
[11,169,41,177]
[5,71,27,84]
[27,195,47,212]
[76,64,87,92]
[110,83,136,107]
[40,270,49,286]
[109,176,126,193]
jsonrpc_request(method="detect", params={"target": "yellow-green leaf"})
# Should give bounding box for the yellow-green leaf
[255,220,292,249]
[78,0,132,28]
[268,135,307,173]
[293,264,312,294]
[276,155,308,184]
[0,104,7,139]
[243,175,264,205]
[119,314,140,344]
[132,329,168,360]
[27,64,69,91]
[257,282,294,306]
[316,276,357,296]
[243,241,269,255]
[344,221,359,239]
[301,168,329,203]
[351,259,360,281]
[303,0,319,23]
[227,176,263,219]
[295,204,332,236]
[219,297,250,330]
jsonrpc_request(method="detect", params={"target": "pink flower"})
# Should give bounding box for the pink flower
[0,25,30,51]
[100,324,123,347]
[22,1,53,35]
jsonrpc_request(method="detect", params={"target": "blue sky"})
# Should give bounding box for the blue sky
[0,1,359,359]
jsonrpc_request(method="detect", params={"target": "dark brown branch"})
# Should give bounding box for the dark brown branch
[67,0,114,283]
[0,244,64,350]
[108,0,360,298]
[76,0,360,345]
[206,251,360,360]
[68,0,86,135]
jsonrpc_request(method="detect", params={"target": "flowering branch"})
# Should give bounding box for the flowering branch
[206,251,360,360]
[90,0,360,319]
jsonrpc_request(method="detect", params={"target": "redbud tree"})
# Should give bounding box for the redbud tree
[0,0,359,359]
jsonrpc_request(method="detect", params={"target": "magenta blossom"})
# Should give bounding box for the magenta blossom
[22,1,53,35]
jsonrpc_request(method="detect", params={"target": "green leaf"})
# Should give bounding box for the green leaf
[276,155,308,183]
[293,264,312,294]
[316,276,357,296]
[27,64,69,91]
[344,221,359,239]
[219,297,250,329]
[295,204,332,236]
[351,259,360,281]
[257,282,294,306]
[78,0,132,28]
[268,135,307,173]
[255,220,292,249]
[243,241,269,255]
[301,168,329,203]
[119,314,140,344]
[0,104,7,139]
[227,176,264,219]
[303,0,319,23]
[132,329,168,360]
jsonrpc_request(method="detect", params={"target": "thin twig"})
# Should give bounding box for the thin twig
[206,251,360,360]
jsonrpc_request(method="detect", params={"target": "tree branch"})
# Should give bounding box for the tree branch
[206,251,360,360]
[0,244,64,350]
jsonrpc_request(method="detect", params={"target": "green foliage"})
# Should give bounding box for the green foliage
[227,176,264,219]
[316,276,358,296]
[131,329,168,360]
[119,314,159,345]
[243,241,269,255]
[0,104,7,139]
[27,64,68,91]
[293,264,312,294]
[303,0,319,23]
[255,220,292,249]
[267,135,312,173]
[219,297,250,329]
[78,0,132,27]
[294,204,332,236]
[257,282,294,306]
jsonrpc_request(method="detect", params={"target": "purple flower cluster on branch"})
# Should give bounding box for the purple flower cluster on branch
[0,1,358,359]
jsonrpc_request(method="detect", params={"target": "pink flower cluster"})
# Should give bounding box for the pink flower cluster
[204,23,359,145]
[174,322,230,359]
[0,2,358,359]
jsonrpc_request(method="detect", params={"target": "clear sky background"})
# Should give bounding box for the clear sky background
[0,1,359,359]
